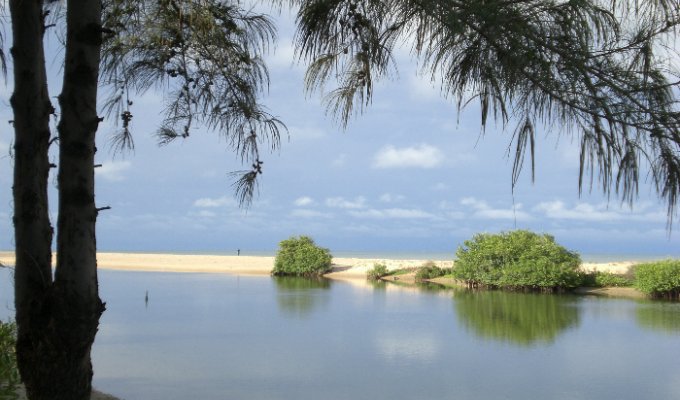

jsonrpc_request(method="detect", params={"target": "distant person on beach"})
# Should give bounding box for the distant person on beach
[237,249,240,256]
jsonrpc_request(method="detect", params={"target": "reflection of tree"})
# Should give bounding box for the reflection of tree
[454,291,580,346]
[273,277,331,318]
[636,303,680,335]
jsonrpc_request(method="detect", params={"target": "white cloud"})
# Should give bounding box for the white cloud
[534,201,613,221]
[534,201,665,223]
[266,39,299,70]
[461,197,531,221]
[372,143,444,169]
[374,332,439,363]
[432,182,450,191]
[96,160,131,182]
[289,125,327,140]
[193,196,236,208]
[290,209,332,219]
[408,74,442,101]
[189,210,217,218]
[349,208,435,219]
[332,154,347,167]
[294,196,315,207]
[379,193,405,203]
[326,196,366,209]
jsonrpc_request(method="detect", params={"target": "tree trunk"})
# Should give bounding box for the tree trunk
[9,0,57,397]
[10,0,105,398]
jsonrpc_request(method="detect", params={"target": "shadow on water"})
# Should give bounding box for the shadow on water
[272,276,332,318]
[636,301,680,335]
[453,290,581,346]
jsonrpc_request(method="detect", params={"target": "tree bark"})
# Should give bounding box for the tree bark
[9,0,56,397]
[10,0,105,398]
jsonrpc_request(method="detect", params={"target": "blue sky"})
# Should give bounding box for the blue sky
[1,7,679,258]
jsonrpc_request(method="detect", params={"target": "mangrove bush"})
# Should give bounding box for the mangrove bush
[579,271,633,288]
[0,320,19,399]
[272,236,333,277]
[415,262,449,282]
[367,263,388,281]
[453,230,581,292]
[634,260,680,299]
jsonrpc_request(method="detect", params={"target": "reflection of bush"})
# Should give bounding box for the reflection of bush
[454,291,580,346]
[273,277,331,318]
[636,303,680,335]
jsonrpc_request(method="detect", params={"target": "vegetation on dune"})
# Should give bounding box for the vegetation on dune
[453,230,581,292]
[0,320,19,399]
[367,263,389,281]
[273,236,333,277]
[634,260,680,300]
[415,261,451,282]
[579,271,634,288]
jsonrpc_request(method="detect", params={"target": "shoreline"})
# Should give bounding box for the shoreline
[0,251,641,277]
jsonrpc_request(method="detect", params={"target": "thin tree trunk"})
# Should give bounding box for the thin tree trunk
[10,0,105,398]
[9,0,56,397]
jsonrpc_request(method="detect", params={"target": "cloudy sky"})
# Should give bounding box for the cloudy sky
[0,7,678,258]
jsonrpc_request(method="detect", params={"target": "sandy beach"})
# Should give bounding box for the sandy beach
[0,251,639,277]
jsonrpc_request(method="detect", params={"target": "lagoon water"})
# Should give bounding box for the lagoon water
[2,268,680,399]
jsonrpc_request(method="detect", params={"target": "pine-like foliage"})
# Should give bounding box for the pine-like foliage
[288,0,680,221]
[100,0,285,205]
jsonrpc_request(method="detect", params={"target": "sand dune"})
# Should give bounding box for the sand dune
[0,251,638,277]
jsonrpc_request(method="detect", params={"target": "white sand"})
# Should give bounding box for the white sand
[0,251,642,277]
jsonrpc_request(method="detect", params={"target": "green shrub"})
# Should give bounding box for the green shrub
[367,263,388,281]
[453,230,581,292]
[415,261,448,282]
[272,236,333,277]
[634,260,680,299]
[0,320,19,399]
[579,271,633,287]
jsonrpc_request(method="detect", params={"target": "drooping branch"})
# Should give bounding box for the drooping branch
[293,0,680,222]
[100,0,286,205]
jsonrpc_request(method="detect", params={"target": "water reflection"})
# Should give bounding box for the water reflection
[636,302,680,335]
[273,277,331,318]
[454,291,580,346]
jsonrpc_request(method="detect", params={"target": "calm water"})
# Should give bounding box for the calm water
[1,268,680,400]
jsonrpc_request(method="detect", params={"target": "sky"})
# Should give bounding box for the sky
[1,6,679,258]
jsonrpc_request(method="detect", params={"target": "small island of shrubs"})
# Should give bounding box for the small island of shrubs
[274,231,680,300]
[452,230,581,292]
[272,235,333,277]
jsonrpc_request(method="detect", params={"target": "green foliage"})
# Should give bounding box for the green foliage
[293,0,680,219]
[367,263,388,281]
[0,320,19,399]
[579,271,633,287]
[101,0,285,205]
[272,236,333,277]
[453,230,581,292]
[634,260,680,299]
[414,261,449,282]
